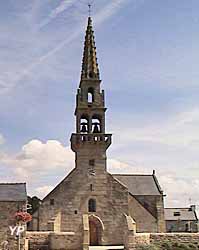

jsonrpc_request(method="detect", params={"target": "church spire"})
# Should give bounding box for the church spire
[71,16,112,172]
[81,17,100,81]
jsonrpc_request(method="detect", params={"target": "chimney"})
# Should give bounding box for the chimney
[190,205,196,211]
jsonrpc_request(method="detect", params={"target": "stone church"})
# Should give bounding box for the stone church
[30,17,165,249]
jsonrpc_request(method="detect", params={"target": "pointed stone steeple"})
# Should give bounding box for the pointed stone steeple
[71,17,112,173]
[81,17,100,81]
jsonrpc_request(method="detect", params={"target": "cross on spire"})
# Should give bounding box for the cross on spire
[88,3,91,17]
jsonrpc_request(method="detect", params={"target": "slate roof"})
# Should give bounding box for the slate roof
[112,174,162,196]
[165,207,198,221]
[0,183,27,202]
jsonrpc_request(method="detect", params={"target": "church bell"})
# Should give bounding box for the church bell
[93,123,100,133]
[81,123,87,133]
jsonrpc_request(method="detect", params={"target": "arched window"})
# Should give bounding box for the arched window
[88,199,96,212]
[80,115,89,133]
[88,87,94,103]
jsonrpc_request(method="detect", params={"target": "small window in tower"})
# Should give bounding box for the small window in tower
[87,87,94,103]
[89,159,95,166]
[88,93,92,103]
[88,198,96,212]
[174,211,181,216]
[74,210,78,214]
[50,199,54,206]
[90,184,93,191]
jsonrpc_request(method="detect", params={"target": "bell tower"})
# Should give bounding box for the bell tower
[71,17,112,173]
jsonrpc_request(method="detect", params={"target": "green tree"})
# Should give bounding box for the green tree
[27,196,41,215]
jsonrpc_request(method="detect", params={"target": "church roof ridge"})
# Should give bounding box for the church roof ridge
[112,173,153,176]
[0,183,27,201]
[165,208,188,210]
[164,207,198,221]
[0,182,26,185]
[113,174,163,196]
[165,207,196,210]
[42,168,76,202]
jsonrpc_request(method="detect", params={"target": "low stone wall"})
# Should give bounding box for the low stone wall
[26,232,50,250]
[49,232,77,250]
[27,231,199,250]
[150,232,199,244]
[134,234,150,244]
[126,233,150,250]
[26,231,76,250]
[127,232,199,250]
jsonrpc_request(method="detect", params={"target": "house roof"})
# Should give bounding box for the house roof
[112,174,162,196]
[0,183,27,202]
[165,207,198,221]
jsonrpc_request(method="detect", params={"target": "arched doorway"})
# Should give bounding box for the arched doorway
[89,215,104,246]
[89,220,99,245]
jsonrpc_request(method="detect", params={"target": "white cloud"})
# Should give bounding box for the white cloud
[112,107,199,150]
[108,158,150,174]
[94,0,144,26]
[35,185,54,198]
[108,158,130,172]
[0,134,5,145]
[0,139,74,181]
[159,174,199,211]
[39,0,77,29]
[94,0,128,24]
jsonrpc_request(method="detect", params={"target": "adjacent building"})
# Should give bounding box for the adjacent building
[0,183,27,248]
[165,206,198,232]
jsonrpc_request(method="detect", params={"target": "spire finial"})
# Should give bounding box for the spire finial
[88,3,91,17]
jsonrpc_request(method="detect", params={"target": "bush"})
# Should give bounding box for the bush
[137,244,159,250]
[188,243,198,249]
[136,242,198,250]
[161,241,197,250]
[161,241,173,250]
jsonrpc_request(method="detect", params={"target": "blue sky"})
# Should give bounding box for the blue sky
[0,0,199,210]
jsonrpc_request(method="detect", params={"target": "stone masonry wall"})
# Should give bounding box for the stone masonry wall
[49,232,76,250]
[128,195,157,233]
[0,201,26,250]
[27,231,49,250]
[150,233,199,244]
[36,156,129,247]
[132,195,165,233]
[26,231,76,250]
